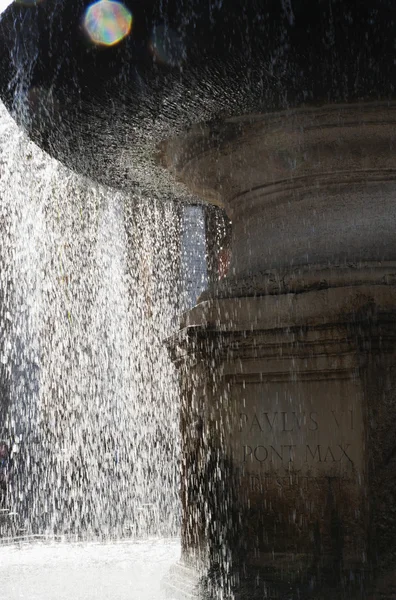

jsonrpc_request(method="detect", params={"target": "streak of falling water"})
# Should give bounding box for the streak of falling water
[0,102,181,540]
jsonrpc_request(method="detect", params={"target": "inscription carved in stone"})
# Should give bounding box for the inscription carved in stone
[240,410,354,464]
[229,381,363,477]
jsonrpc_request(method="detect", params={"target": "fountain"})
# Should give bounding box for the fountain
[1,0,396,599]
[0,91,183,597]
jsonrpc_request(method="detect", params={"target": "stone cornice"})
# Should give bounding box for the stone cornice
[180,285,396,332]
[162,102,396,279]
[202,262,396,298]
[160,102,396,206]
[167,286,396,383]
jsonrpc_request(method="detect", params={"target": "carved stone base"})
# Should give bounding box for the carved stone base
[164,101,396,599]
[168,283,396,599]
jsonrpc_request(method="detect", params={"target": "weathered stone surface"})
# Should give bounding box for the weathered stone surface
[169,285,396,598]
[161,103,396,279]
[161,98,396,599]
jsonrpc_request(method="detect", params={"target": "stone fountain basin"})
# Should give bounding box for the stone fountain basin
[0,0,396,201]
[160,102,396,290]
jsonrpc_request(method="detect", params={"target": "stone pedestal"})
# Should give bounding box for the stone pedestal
[163,103,396,599]
[168,286,396,598]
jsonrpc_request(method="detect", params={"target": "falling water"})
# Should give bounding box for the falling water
[0,101,183,541]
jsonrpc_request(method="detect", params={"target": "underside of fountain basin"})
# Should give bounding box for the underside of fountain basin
[0,0,396,197]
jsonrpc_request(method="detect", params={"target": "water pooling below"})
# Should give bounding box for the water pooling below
[0,99,186,592]
[0,538,180,600]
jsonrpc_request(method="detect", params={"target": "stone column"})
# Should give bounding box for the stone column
[162,103,396,599]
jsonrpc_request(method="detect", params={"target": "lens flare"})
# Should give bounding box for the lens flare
[84,0,132,47]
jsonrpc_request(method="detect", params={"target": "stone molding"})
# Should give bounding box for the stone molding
[174,284,396,335]
[160,102,396,205]
[201,261,396,299]
[167,285,396,388]
[161,102,396,279]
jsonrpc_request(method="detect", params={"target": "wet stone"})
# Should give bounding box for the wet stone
[168,284,396,599]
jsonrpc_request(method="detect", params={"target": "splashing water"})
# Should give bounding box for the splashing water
[0,101,182,541]
[150,25,186,67]
[14,0,44,6]
[0,0,12,11]
[0,538,181,599]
